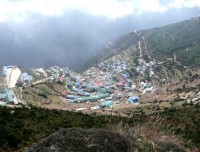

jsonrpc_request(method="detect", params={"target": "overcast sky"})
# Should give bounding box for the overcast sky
[0,0,200,70]
[0,0,200,22]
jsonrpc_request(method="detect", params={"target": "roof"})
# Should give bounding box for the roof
[101,100,113,107]
[128,96,139,103]
[0,88,18,103]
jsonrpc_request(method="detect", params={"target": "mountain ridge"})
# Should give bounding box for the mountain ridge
[82,16,200,70]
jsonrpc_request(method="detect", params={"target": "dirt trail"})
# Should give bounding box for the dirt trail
[25,76,53,87]
[138,41,142,57]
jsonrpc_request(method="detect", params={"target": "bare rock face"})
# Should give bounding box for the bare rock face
[24,128,130,152]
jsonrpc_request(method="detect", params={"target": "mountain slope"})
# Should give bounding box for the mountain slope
[1,106,200,151]
[84,16,200,68]
[147,17,200,66]
[148,17,200,53]
[80,16,200,105]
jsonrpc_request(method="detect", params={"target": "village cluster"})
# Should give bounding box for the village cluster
[0,53,158,111]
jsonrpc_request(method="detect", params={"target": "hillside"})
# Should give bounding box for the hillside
[25,128,130,152]
[79,16,200,107]
[1,105,200,151]
[147,17,200,66]
[83,16,200,69]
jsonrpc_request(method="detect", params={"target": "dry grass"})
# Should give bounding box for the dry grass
[109,110,198,152]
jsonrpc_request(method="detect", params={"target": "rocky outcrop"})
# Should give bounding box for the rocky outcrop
[25,128,130,152]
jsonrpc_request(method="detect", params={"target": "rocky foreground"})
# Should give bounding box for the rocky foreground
[24,128,130,152]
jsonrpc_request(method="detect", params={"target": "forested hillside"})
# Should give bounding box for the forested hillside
[82,16,200,69]
[1,105,200,151]
[147,17,200,66]
[147,17,200,54]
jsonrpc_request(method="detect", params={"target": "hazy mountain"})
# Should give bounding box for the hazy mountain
[83,16,200,70]
[0,8,199,70]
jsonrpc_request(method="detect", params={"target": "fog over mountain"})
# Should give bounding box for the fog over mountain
[0,5,200,70]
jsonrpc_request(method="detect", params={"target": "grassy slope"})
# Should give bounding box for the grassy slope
[81,17,200,69]
[21,82,67,106]
[146,17,200,66]
[147,18,200,53]
[0,105,200,151]
[176,46,200,66]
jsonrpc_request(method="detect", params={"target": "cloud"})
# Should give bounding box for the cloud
[0,0,200,21]
[0,3,199,70]
[169,0,200,8]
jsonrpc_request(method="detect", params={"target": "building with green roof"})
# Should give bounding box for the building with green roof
[0,88,18,105]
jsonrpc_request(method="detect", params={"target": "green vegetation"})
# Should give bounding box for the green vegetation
[147,17,200,66]
[38,86,49,98]
[22,82,66,106]
[177,46,200,66]
[0,106,95,152]
[80,17,200,70]
[160,106,200,147]
[0,105,200,151]
[147,18,200,54]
